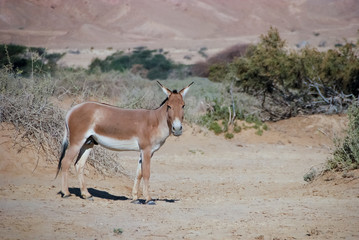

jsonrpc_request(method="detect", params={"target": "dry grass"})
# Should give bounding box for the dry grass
[0,69,121,175]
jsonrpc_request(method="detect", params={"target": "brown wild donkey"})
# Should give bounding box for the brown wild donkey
[56,81,192,205]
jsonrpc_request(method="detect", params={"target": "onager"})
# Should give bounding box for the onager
[56,81,193,204]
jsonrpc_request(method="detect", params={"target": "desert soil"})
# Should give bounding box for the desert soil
[1,114,359,240]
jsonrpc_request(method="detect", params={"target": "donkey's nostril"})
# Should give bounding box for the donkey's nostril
[172,125,182,132]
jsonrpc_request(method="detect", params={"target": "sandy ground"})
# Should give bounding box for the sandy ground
[1,1,359,238]
[1,115,359,239]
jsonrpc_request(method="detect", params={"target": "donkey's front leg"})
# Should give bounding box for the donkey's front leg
[131,154,142,202]
[142,149,155,204]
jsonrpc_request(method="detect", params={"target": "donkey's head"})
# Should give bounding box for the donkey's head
[157,81,193,136]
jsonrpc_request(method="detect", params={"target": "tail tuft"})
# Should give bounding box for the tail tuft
[55,126,69,179]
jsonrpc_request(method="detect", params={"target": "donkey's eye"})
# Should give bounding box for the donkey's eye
[182,105,185,109]
[167,105,172,110]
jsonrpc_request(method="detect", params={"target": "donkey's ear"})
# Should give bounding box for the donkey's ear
[157,81,172,96]
[179,82,194,97]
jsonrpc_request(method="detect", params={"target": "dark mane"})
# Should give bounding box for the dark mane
[159,97,168,107]
[157,89,177,109]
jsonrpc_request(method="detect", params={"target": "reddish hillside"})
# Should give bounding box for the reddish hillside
[0,0,358,65]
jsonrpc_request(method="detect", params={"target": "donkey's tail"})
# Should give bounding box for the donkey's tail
[55,124,69,179]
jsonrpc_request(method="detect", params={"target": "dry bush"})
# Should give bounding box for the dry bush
[0,70,133,176]
[87,147,128,177]
[55,70,164,109]
[0,69,63,160]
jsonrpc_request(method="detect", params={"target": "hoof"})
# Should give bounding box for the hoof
[131,199,143,204]
[81,195,94,201]
[62,193,71,198]
[146,200,156,205]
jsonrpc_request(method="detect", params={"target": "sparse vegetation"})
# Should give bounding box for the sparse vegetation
[198,47,208,58]
[225,132,234,139]
[199,97,268,137]
[193,27,359,121]
[209,121,223,135]
[0,46,228,173]
[1,26,358,173]
[113,228,123,235]
[328,103,359,171]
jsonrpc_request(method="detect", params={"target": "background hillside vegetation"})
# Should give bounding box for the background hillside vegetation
[1,27,358,172]
[88,46,187,80]
[193,27,359,121]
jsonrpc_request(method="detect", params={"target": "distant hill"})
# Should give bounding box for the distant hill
[1,0,358,65]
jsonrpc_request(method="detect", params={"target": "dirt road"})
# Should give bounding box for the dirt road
[1,115,358,239]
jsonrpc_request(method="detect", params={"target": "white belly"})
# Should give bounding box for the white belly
[93,134,140,151]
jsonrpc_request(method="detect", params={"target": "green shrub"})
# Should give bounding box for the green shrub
[199,99,229,126]
[225,133,234,139]
[255,128,264,136]
[0,44,27,68]
[328,104,359,170]
[233,125,241,133]
[198,47,208,58]
[233,27,293,93]
[110,55,131,71]
[208,63,227,82]
[209,122,223,135]
[209,27,359,120]
[245,114,261,125]
[320,43,359,96]
[200,96,267,137]
[113,228,123,235]
[88,47,175,80]
[0,44,64,77]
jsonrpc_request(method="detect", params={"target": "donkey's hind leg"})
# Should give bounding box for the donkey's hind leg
[75,146,93,200]
[60,144,82,198]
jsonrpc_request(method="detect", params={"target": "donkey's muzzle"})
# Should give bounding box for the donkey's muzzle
[172,119,182,136]
[172,125,182,136]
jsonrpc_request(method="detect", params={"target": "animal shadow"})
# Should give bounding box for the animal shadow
[155,198,179,203]
[60,188,179,204]
[67,187,129,200]
[132,198,180,205]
